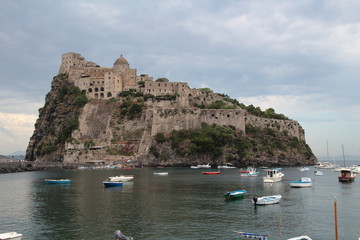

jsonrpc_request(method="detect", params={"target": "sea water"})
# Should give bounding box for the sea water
[1,164,360,240]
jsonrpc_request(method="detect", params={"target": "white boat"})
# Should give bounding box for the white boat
[252,195,282,205]
[239,167,259,177]
[315,161,337,169]
[0,232,22,240]
[108,175,134,182]
[314,170,323,176]
[196,163,211,168]
[154,172,168,176]
[233,231,269,239]
[299,167,310,171]
[287,236,312,240]
[263,169,283,182]
[289,177,312,188]
[217,164,236,169]
[350,164,360,173]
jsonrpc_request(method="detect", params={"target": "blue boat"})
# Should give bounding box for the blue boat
[44,179,72,184]
[103,181,124,187]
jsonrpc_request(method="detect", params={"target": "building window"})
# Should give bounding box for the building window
[100,87,104,91]
[88,88,93,93]
[95,88,99,92]
[107,92,112,97]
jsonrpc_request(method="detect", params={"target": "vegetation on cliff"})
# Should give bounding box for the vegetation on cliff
[26,73,88,161]
[149,123,315,167]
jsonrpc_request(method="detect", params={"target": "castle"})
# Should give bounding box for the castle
[59,52,193,100]
[59,53,304,142]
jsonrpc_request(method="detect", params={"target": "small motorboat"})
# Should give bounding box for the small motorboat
[287,236,312,240]
[314,170,323,176]
[338,168,356,182]
[44,179,72,184]
[103,181,124,187]
[0,232,23,240]
[153,172,168,176]
[289,177,312,188]
[108,175,134,182]
[201,171,220,175]
[299,167,310,171]
[224,190,247,200]
[252,195,282,205]
[233,230,269,240]
[194,163,211,168]
[217,164,236,169]
[263,169,283,183]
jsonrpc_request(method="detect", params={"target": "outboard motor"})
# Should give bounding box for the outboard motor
[114,230,134,240]
[252,195,258,204]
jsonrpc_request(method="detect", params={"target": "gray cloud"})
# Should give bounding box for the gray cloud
[1,0,360,156]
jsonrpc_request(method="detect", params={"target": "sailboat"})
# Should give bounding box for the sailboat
[338,145,356,182]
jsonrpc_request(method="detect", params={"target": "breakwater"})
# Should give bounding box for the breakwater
[0,161,85,174]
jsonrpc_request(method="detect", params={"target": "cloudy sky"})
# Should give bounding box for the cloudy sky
[0,0,359,159]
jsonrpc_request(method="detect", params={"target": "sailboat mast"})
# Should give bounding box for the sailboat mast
[342,144,345,167]
[327,141,329,162]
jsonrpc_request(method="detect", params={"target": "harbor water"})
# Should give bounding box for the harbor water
[1,164,360,240]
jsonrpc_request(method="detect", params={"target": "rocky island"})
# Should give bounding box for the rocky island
[25,53,317,167]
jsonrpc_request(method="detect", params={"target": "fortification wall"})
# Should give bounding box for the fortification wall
[245,115,305,140]
[149,108,246,136]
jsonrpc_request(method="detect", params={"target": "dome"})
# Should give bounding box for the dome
[114,55,129,65]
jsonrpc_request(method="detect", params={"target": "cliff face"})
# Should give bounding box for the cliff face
[26,74,317,167]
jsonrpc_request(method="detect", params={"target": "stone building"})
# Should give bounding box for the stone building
[59,52,152,99]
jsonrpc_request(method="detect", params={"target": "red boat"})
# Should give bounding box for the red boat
[202,171,221,175]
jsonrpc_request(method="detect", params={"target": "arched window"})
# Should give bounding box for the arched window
[107,92,112,97]
[100,93,104,98]
[100,87,104,91]
[95,88,99,92]
[95,93,99,99]
[88,88,93,93]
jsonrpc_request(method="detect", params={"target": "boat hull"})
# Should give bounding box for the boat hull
[263,177,282,183]
[44,179,72,184]
[0,232,23,240]
[290,182,312,188]
[202,171,220,175]
[338,176,355,182]
[253,195,282,205]
[103,181,124,187]
[225,190,247,200]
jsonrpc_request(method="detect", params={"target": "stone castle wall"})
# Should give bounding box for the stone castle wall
[244,115,305,140]
[149,108,246,136]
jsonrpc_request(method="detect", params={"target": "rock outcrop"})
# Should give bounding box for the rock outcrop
[26,73,317,167]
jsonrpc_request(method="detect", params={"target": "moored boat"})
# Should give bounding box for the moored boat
[263,169,283,182]
[289,177,312,188]
[0,232,23,240]
[287,236,312,240]
[103,181,124,187]
[239,166,259,177]
[108,175,134,182]
[217,164,236,169]
[314,170,323,176]
[299,167,310,171]
[338,168,356,182]
[44,179,72,184]
[201,171,220,175]
[153,172,168,176]
[224,190,247,200]
[233,230,269,240]
[252,195,282,205]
